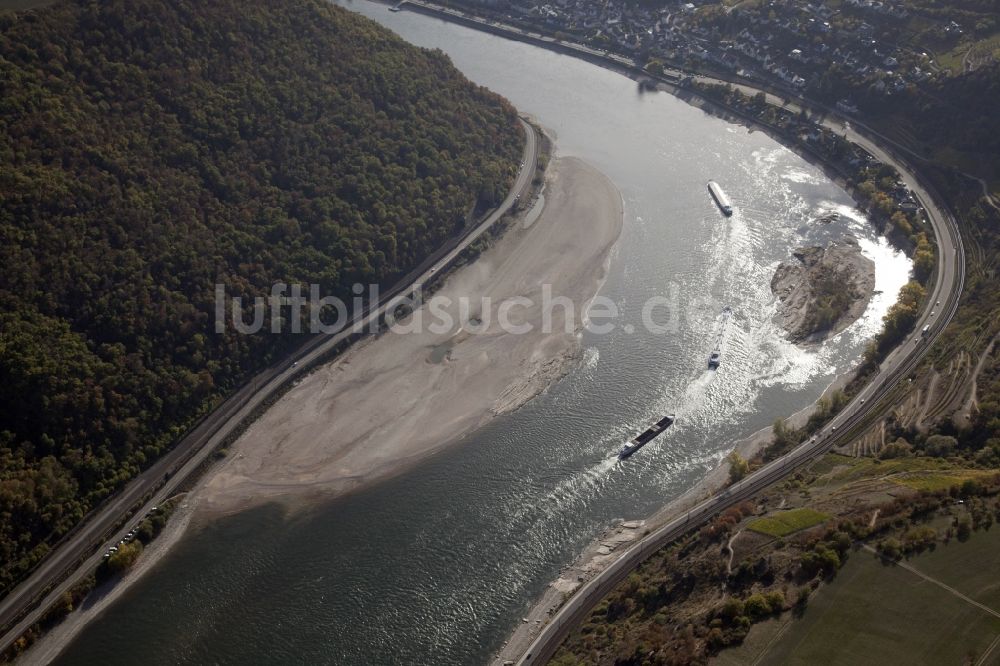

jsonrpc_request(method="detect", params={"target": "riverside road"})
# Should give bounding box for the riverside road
[516,100,963,666]
[0,121,538,654]
[387,6,966,663]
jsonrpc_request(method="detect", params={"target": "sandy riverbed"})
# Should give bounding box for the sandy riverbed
[197,156,622,514]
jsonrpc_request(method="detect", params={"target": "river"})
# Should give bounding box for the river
[52,3,911,664]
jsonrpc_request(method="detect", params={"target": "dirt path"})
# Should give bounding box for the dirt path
[749,616,796,666]
[726,529,742,575]
[977,633,1000,666]
[959,332,1000,427]
[868,509,879,530]
[966,172,1000,214]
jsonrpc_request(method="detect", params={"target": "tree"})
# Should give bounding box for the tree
[772,417,796,451]
[0,0,523,592]
[99,541,143,579]
[744,593,772,620]
[912,233,935,281]
[880,437,912,459]
[925,435,958,457]
[719,597,744,623]
[956,517,972,542]
[801,544,840,578]
[728,452,750,483]
[960,479,984,498]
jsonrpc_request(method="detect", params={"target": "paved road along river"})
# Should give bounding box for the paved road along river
[48,3,914,664]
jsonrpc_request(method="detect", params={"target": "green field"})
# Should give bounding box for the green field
[892,469,995,492]
[811,454,993,492]
[715,527,1000,665]
[817,454,960,479]
[747,508,831,537]
[938,33,1000,74]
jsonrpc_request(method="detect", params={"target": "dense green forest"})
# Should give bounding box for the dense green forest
[0,0,523,591]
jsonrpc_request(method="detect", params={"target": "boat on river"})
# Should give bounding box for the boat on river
[707,181,733,216]
[618,414,676,459]
[708,306,732,369]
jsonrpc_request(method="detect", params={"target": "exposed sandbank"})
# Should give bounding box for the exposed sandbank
[23,155,624,664]
[199,155,623,514]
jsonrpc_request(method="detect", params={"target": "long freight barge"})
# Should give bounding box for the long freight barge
[618,414,676,459]
[707,181,733,216]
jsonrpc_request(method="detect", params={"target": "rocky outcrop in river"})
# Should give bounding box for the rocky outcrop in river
[771,237,875,343]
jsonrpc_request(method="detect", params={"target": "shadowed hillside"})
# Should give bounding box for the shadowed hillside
[0,0,523,592]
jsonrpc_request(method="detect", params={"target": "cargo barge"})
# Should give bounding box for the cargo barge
[618,414,676,459]
[707,181,733,216]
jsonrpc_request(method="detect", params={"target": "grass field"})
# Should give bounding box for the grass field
[747,508,831,537]
[819,454,958,477]
[812,453,993,491]
[938,32,1000,74]
[910,527,1000,612]
[891,469,996,492]
[714,527,1000,665]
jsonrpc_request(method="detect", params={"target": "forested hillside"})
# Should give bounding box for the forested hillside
[0,0,523,591]
[813,60,1000,188]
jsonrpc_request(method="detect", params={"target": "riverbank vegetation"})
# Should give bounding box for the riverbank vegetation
[550,452,1000,665]
[0,0,523,595]
[543,85,1000,658]
[3,499,176,661]
[95,502,173,582]
[407,4,1000,663]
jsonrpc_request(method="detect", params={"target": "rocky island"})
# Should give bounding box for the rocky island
[771,237,876,343]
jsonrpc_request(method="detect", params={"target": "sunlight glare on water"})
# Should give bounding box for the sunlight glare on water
[54,4,912,665]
